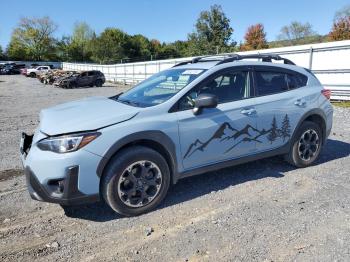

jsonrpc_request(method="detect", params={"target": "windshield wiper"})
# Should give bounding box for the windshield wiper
[117,99,140,107]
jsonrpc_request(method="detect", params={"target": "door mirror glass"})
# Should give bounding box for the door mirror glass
[193,93,218,115]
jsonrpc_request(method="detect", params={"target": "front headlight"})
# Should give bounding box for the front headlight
[37,132,101,153]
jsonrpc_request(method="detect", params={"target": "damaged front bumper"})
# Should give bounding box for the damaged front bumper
[20,132,100,206]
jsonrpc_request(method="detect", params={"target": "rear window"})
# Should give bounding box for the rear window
[286,73,307,90]
[255,70,307,96]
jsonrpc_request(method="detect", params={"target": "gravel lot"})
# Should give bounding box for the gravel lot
[0,75,349,261]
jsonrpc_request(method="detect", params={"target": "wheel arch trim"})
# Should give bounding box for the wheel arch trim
[96,131,178,183]
[292,109,327,144]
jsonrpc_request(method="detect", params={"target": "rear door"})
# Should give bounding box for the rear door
[252,66,308,152]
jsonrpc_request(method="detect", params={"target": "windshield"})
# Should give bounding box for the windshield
[117,68,206,107]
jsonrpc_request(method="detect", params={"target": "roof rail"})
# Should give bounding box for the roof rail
[216,54,295,65]
[173,53,295,67]
[173,55,223,67]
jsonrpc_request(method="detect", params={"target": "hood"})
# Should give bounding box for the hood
[39,96,139,135]
[58,75,78,83]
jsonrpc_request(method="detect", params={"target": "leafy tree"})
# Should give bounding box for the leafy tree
[7,16,57,61]
[67,22,94,62]
[281,114,291,142]
[126,34,152,60]
[187,4,235,55]
[90,28,128,63]
[240,23,268,51]
[149,39,162,58]
[329,17,350,41]
[159,44,180,59]
[267,116,278,144]
[278,21,317,45]
[0,45,6,60]
[6,36,29,60]
[55,36,72,61]
[329,6,350,41]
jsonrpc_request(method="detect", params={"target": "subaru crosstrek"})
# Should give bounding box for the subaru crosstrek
[20,54,333,216]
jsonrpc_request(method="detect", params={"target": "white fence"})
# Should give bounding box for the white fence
[63,40,350,101]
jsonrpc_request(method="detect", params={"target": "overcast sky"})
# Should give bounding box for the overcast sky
[0,0,349,49]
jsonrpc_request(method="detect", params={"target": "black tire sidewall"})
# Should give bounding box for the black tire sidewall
[102,146,170,216]
[290,121,323,167]
[95,79,102,87]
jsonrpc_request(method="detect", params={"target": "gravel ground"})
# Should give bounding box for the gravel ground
[0,75,349,261]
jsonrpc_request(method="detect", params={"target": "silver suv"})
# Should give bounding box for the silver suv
[20,54,333,216]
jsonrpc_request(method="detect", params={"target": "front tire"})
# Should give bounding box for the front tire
[101,146,170,216]
[285,121,322,167]
[67,82,76,89]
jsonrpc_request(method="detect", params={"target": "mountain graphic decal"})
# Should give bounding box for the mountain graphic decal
[183,115,291,159]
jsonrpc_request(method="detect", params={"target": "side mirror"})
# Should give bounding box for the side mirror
[193,93,218,115]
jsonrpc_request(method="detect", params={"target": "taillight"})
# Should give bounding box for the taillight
[321,89,331,100]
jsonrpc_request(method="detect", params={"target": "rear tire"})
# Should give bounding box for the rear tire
[95,79,103,87]
[285,121,322,167]
[101,146,170,216]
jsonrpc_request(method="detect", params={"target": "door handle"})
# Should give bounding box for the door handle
[294,99,306,107]
[241,108,256,115]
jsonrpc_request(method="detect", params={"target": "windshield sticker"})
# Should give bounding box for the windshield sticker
[182,69,203,75]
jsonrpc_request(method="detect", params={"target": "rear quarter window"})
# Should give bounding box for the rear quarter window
[286,73,308,89]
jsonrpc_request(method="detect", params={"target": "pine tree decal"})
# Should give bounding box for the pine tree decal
[281,114,291,142]
[267,116,278,144]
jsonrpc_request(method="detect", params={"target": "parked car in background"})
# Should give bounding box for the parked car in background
[20,54,333,216]
[26,66,51,77]
[54,70,105,88]
[0,64,25,75]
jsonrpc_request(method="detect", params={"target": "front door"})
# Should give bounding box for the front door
[176,68,259,170]
[77,72,89,87]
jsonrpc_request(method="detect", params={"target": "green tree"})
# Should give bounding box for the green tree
[240,23,268,51]
[126,34,152,60]
[55,36,72,61]
[7,16,57,61]
[0,45,6,60]
[187,4,235,55]
[278,21,317,45]
[67,22,94,62]
[90,28,128,63]
[149,39,162,58]
[159,44,180,59]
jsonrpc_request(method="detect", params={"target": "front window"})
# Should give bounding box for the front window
[116,68,206,107]
[179,70,250,111]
